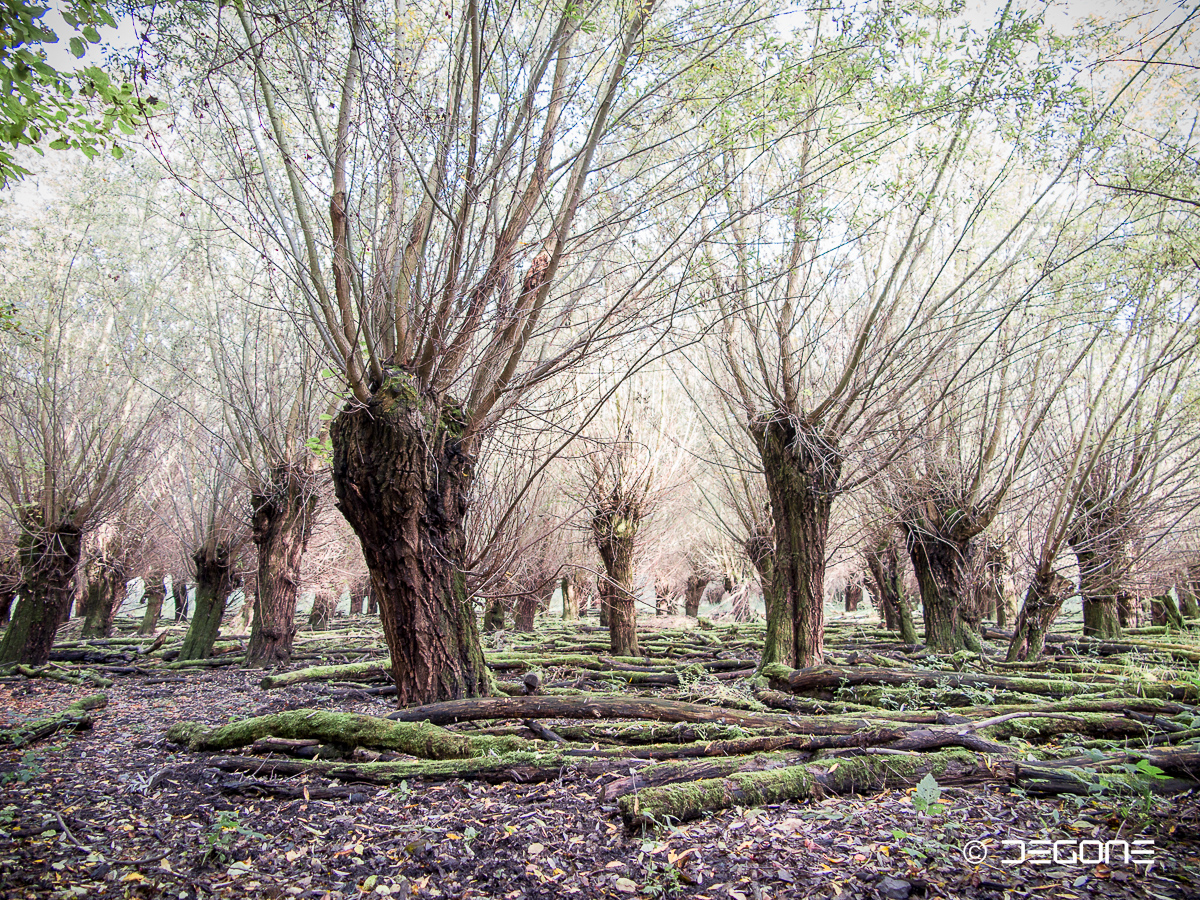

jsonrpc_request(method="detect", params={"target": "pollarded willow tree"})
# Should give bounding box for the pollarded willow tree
[204,285,332,666]
[0,160,172,665]
[149,0,763,702]
[700,3,1113,665]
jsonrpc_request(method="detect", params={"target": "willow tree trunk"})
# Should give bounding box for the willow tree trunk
[514,591,537,632]
[561,573,579,621]
[138,571,166,635]
[308,590,336,630]
[178,543,235,661]
[246,469,317,666]
[746,527,792,668]
[595,520,638,657]
[865,539,917,645]
[1007,570,1072,662]
[1070,522,1126,640]
[172,579,189,621]
[483,597,505,632]
[904,528,975,652]
[751,415,841,668]
[0,523,83,665]
[0,556,16,629]
[330,378,488,705]
[80,554,125,639]
[684,575,705,618]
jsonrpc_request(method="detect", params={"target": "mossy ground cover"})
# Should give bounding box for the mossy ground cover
[1,613,1199,899]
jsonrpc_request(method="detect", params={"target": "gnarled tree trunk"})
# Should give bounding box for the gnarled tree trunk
[1007,570,1072,661]
[514,591,538,632]
[178,542,236,661]
[684,574,705,618]
[483,597,505,632]
[172,578,190,621]
[139,571,166,635]
[904,527,975,653]
[865,537,917,645]
[594,517,638,657]
[0,521,83,665]
[561,573,579,621]
[246,466,318,666]
[746,524,792,668]
[331,378,488,705]
[751,414,841,668]
[1069,510,1128,641]
[80,553,125,639]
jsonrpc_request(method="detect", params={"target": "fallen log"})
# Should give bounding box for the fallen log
[762,663,1192,701]
[166,709,535,760]
[259,660,391,690]
[387,695,843,732]
[0,694,108,748]
[619,749,987,829]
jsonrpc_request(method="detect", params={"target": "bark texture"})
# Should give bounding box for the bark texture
[904,526,975,652]
[246,464,318,666]
[592,483,641,658]
[0,521,83,665]
[178,542,236,662]
[746,523,792,668]
[751,414,841,667]
[138,571,166,635]
[330,375,488,705]
[865,537,917,645]
[79,553,125,639]
[684,575,705,618]
[561,573,579,621]
[1007,570,1073,662]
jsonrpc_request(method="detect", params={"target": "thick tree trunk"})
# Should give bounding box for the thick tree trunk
[138,571,166,635]
[172,579,190,621]
[865,538,917,645]
[246,468,317,666]
[561,573,579,621]
[751,415,841,668]
[178,543,235,662]
[514,592,537,632]
[308,590,336,630]
[593,495,640,657]
[365,582,379,616]
[1151,593,1185,629]
[1007,569,1072,662]
[1072,541,1125,641]
[0,522,83,666]
[746,526,792,668]
[905,528,974,652]
[80,554,124,639]
[330,377,488,705]
[684,575,705,618]
[483,597,505,632]
[844,580,862,612]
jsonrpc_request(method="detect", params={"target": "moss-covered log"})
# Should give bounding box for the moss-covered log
[258,659,390,689]
[388,695,819,731]
[619,749,986,828]
[166,709,533,760]
[0,694,107,748]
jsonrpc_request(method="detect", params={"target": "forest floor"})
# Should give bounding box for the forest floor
[1,614,1199,900]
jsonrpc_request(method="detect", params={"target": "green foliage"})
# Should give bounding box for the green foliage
[911,772,942,813]
[0,748,43,785]
[203,811,267,865]
[0,0,156,184]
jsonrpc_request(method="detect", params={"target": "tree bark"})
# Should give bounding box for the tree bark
[561,573,579,621]
[330,376,488,705]
[308,589,336,629]
[1006,569,1072,662]
[593,498,639,658]
[172,578,190,621]
[514,591,537,632]
[0,521,83,666]
[1071,527,1126,641]
[751,414,840,668]
[178,542,235,661]
[483,597,505,632]
[684,574,705,618]
[905,527,976,652]
[866,538,917,645]
[844,580,862,612]
[746,525,792,668]
[246,465,318,666]
[80,553,125,639]
[138,571,166,635]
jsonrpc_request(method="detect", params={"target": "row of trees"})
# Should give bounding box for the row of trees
[1,0,1199,702]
